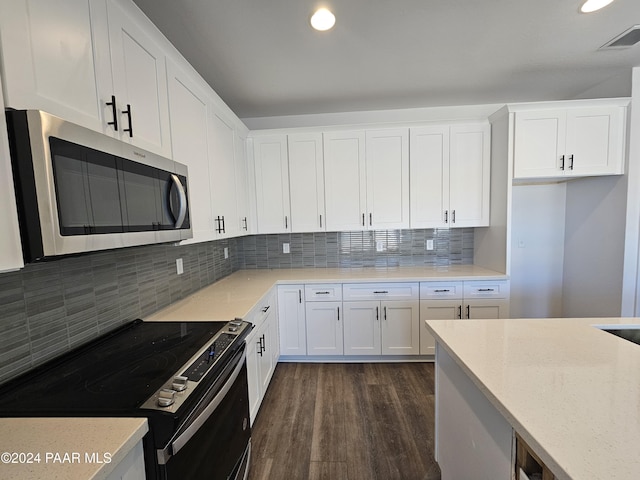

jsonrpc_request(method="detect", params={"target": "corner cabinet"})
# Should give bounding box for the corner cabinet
[513,101,627,180]
[410,123,490,228]
[277,285,306,355]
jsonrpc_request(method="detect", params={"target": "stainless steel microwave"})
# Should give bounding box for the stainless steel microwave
[6,110,192,263]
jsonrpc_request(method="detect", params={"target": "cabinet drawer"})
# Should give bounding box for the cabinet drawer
[463,281,509,299]
[342,283,418,301]
[420,282,463,300]
[305,284,342,301]
[246,289,277,328]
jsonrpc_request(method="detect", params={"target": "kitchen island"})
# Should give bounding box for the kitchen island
[426,317,640,480]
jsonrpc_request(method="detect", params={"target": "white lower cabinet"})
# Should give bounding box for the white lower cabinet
[343,283,420,356]
[306,301,343,355]
[277,285,306,355]
[245,290,278,424]
[420,280,510,354]
[104,440,145,480]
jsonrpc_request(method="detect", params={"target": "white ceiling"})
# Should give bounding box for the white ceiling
[132,0,640,119]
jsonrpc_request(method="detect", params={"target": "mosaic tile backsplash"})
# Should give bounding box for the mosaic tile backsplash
[0,228,472,384]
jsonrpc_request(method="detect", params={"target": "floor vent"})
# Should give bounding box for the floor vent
[600,25,640,49]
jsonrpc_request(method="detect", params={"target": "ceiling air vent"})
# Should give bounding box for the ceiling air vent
[600,25,640,49]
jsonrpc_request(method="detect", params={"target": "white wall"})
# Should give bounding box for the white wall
[562,176,627,317]
[510,183,566,318]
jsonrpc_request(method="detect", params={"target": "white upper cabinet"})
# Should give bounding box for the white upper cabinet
[209,109,240,238]
[410,123,490,228]
[513,102,626,179]
[234,132,251,235]
[365,128,410,229]
[0,0,172,158]
[104,0,172,157]
[0,0,104,131]
[253,135,291,233]
[449,124,491,227]
[0,76,24,272]
[323,131,367,231]
[288,133,326,232]
[410,125,449,228]
[166,60,215,244]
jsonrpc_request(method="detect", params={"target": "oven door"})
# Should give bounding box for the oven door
[157,344,251,480]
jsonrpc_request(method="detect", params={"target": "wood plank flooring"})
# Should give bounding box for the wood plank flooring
[248,362,441,480]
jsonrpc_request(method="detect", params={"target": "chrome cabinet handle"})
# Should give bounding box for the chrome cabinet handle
[106,95,118,131]
[170,174,187,228]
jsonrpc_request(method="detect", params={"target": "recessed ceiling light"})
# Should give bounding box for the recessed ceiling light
[580,0,615,13]
[310,8,335,31]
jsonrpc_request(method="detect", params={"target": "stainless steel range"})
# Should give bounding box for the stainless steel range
[0,319,253,480]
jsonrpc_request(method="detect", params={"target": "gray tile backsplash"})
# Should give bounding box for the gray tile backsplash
[0,238,238,384]
[0,228,473,384]
[236,228,474,269]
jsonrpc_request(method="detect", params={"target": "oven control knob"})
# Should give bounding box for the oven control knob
[158,389,176,407]
[172,375,188,392]
[228,326,238,332]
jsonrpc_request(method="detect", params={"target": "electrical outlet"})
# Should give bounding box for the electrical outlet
[283,243,290,254]
[376,241,384,252]
[224,247,229,259]
[176,258,184,275]
[426,239,434,251]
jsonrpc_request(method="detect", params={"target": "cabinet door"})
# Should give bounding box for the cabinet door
[323,131,367,231]
[305,301,343,355]
[409,126,449,228]
[106,0,171,157]
[246,329,262,424]
[166,60,214,244]
[465,299,509,319]
[513,110,566,178]
[209,109,239,238]
[420,300,462,355]
[365,128,410,229]
[0,77,24,272]
[234,132,250,235]
[254,135,291,233]
[343,301,381,355]
[449,124,491,227]
[277,286,306,355]
[566,106,625,176]
[381,300,419,355]
[288,133,325,232]
[257,319,273,396]
[0,0,104,132]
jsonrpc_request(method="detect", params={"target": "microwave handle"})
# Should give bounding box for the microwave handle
[158,349,246,464]
[170,174,187,228]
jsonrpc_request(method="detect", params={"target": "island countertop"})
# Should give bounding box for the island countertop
[0,417,148,480]
[425,317,640,480]
[147,265,507,322]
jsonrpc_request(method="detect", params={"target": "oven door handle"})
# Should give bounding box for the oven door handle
[157,349,246,465]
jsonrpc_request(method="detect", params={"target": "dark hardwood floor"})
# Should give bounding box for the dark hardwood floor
[248,362,441,480]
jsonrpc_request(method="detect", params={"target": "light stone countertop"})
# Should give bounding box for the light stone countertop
[147,265,507,322]
[425,317,640,480]
[0,417,148,480]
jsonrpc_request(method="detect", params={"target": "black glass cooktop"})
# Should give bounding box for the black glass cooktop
[0,320,225,415]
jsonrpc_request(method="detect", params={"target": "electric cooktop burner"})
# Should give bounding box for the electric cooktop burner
[0,320,227,413]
